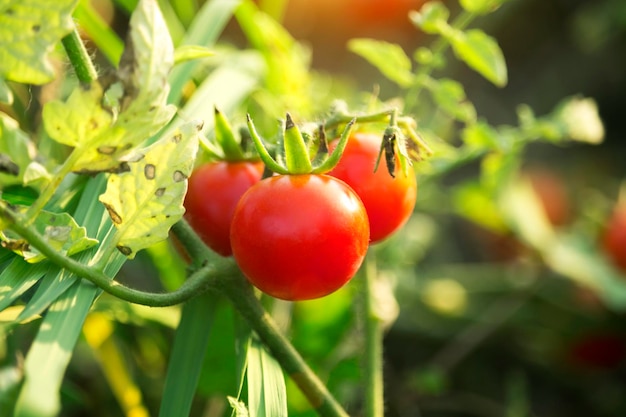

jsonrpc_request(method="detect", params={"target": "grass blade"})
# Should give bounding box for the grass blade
[0,259,47,312]
[247,338,288,417]
[167,0,242,104]
[159,292,219,417]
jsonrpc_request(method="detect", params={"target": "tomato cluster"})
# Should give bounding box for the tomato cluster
[184,129,418,301]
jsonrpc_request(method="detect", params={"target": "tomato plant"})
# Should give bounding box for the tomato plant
[602,202,626,273]
[328,132,417,243]
[230,175,369,301]
[184,161,263,256]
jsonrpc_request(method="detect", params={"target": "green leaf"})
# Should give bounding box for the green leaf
[0,0,77,84]
[0,258,47,313]
[168,0,242,104]
[115,0,176,143]
[459,0,507,15]
[429,78,476,122]
[173,45,214,65]
[235,0,312,114]
[158,292,218,417]
[409,1,450,34]
[348,39,414,87]
[99,122,201,258]
[0,114,33,188]
[461,120,500,149]
[0,78,13,104]
[449,29,508,87]
[0,209,98,263]
[247,338,288,417]
[42,82,116,149]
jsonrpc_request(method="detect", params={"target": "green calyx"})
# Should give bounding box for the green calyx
[200,107,257,163]
[247,113,356,175]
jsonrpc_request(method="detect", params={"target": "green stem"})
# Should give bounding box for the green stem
[361,250,384,417]
[2,206,233,306]
[325,108,395,131]
[220,275,350,417]
[61,26,99,83]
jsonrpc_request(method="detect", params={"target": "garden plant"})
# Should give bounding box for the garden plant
[0,0,623,416]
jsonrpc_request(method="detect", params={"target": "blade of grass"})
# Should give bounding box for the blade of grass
[13,175,128,417]
[167,0,242,104]
[158,291,219,417]
[247,337,288,417]
[0,259,47,312]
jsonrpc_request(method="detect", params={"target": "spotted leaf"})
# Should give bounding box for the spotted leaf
[0,0,77,85]
[98,121,201,258]
[0,208,98,263]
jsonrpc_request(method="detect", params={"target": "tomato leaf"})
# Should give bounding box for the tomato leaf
[42,0,178,174]
[99,122,201,258]
[0,0,77,85]
[429,78,476,122]
[0,79,13,104]
[0,208,98,263]
[449,29,508,87]
[115,0,176,142]
[43,82,116,149]
[348,38,414,87]
[0,114,33,189]
[409,1,450,35]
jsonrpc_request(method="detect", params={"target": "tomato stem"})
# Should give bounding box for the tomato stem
[1,211,235,306]
[61,26,99,84]
[361,250,385,417]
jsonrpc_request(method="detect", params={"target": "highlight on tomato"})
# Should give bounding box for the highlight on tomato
[328,131,417,243]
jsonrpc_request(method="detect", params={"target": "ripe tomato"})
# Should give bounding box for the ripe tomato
[602,202,626,273]
[230,174,369,301]
[328,132,417,243]
[184,161,263,256]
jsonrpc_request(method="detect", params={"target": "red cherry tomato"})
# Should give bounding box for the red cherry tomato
[602,203,626,273]
[328,132,417,243]
[184,161,263,256]
[230,174,370,301]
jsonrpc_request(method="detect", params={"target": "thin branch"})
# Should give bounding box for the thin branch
[61,26,99,83]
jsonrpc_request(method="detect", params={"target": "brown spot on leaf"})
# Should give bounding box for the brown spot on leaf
[144,164,156,180]
[155,187,166,197]
[117,245,132,256]
[173,170,186,182]
[103,202,123,224]
[97,146,117,155]
[172,133,182,143]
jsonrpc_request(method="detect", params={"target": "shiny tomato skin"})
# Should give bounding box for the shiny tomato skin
[602,203,626,273]
[184,161,263,256]
[328,132,417,243]
[230,174,370,301]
